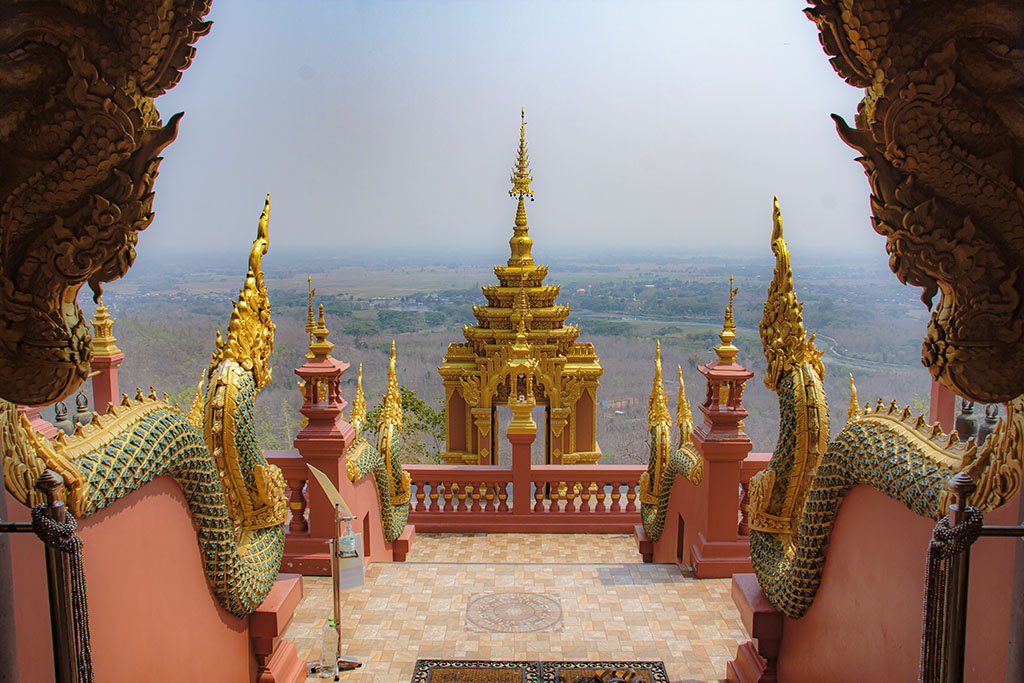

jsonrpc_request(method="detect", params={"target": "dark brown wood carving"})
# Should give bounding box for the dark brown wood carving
[807,0,1024,402]
[0,1,212,405]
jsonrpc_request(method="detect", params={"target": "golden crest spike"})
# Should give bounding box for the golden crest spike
[350,363,366,436]
[648,341,671,430]
[847,373,861,422]
[378,340,403,432]
[258,193,270,242]
[771,194,783,245]
[676,364,693,445]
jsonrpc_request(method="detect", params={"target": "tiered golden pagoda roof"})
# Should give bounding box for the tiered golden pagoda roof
[438,111,603,465]
[458,110,583,356]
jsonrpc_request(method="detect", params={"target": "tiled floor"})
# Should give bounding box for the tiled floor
[283,534,745,683]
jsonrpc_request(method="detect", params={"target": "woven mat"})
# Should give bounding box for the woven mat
[411,659,670,682]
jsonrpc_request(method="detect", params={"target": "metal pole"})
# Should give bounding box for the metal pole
[330,505,341,680]
[942,472,976,683]
[35,471,79,683]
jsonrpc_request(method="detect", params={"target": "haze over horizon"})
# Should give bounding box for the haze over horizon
[134,1,883,282]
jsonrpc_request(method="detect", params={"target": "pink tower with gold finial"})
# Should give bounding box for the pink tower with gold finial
[686,276,757,577]
[90,296,124,415]
[279,303,357,574]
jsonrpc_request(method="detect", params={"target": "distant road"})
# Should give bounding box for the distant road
[814,333,920,373]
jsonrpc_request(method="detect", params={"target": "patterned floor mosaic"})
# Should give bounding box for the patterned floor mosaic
[466,592,563,633]
[282,533,745,682]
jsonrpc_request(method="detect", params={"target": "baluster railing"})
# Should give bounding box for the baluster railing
[610,482,622,512]
[414,482,427,513]
[286,476,309,534]
[404,463,644,532]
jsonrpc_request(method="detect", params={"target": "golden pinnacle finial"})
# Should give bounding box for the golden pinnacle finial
[725,274,738,333]
[714,277,740,364]
[510,109,534,200]
[304,275,317,360]
[759,195,825,390]
[847,373,861,422]
[648,341,671,430]
[90,296,121,357]
[207,193,276,389]
[508,109,535,267]
[378,341,403,432]
[308,304,334,361]
[676,365,693,444]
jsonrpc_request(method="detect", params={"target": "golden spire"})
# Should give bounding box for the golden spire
[714,275,740,364]
[676,365,693,445]
[304,274,317,360]
[90,296,121,357]
[308,304,334,361]
[508,108,535,267]
[207,193,276,389]
[847,373,861,422]
[759,195,825,389]
[648,341,671,430]
[377,340,403,432]
[350,363,366,433]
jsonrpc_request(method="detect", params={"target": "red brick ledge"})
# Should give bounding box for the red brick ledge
[250,573,306,683]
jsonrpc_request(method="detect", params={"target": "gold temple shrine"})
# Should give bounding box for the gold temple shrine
[438,111,604,465]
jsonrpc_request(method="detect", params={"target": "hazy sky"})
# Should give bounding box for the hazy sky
[141,0,875,268]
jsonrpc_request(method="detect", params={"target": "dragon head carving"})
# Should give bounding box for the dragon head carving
[0,1,212,405]
[806,0,1024,403]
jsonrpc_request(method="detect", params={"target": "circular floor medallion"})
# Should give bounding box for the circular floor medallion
[466,592,562,633]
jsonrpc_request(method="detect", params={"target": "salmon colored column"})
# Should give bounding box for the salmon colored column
[508,394,537,514]
[929,378,956,433]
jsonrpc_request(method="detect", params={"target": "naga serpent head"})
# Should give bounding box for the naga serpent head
[806,0,1024,403]
[0,1,212,405]
[759,197,825,392]
[207,195,276,392]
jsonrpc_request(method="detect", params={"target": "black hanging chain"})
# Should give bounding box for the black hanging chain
[919,506,984,683]
[31,504,94,683]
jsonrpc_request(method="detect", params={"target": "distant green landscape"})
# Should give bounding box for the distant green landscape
[70,250,935,464]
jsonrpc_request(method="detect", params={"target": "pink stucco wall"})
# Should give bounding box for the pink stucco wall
[778,485,1018,683]
[8,476,257,682]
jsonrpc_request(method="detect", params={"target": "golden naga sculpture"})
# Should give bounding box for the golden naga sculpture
[2,196,287,616]
[639,342,702,542]
[749,198,1022,618]
[346,341,412,543]
[805,0,1024,403]
[0,1,213,405]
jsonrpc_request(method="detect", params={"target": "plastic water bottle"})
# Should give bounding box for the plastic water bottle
[318,618,338,678]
